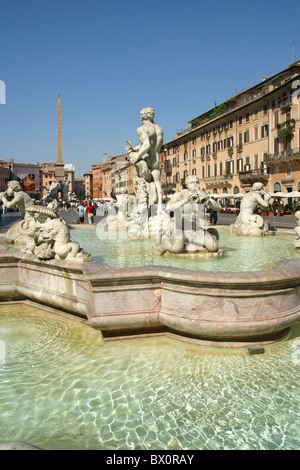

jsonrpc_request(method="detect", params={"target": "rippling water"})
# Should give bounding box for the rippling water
[0,304,299,450]
[70,226,300,272]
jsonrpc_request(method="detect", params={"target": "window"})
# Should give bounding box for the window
[206,144,211,155]
[244,129,250,143]
[254,154,259,169]
[245,156,250,171]
[274,182,281,193]
[201,147,205,156]
[219,162,223,175]
[274,112,279,128]
[214,163,217,176]
[253,109,258,119]
[287,164,292,178]
[192,168,197,176]
[238,116,243,125]
[261,124,269,138]
[192,149,196,161]
[254,126,258,140]
[229,120,233,129]
[263,104,268,115]
[192,137,197,144]
[207,165,211,178]
[218,140,223,151]
[213,142,217,153]
[202,166,205,178]
[245,112,250,122]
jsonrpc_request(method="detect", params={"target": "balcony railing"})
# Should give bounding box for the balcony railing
[264,148,300,164]
[204,174,233,183]
[238,169,269,181]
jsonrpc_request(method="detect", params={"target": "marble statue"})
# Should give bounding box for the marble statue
[109,188,138,231]
[230,182,271,236]
[44,179,70,203]
[0,180,91,262]
[22,204,91,261]
[125,107,163,212]
[294,211,300,248]
[153,175,222,256]
[0,180,36,243]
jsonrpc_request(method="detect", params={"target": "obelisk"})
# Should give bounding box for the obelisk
[55,93,65,180]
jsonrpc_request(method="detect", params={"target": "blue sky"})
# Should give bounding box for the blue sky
[0,0,299,178]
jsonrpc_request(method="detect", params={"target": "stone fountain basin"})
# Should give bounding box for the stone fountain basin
[1,245,300,347]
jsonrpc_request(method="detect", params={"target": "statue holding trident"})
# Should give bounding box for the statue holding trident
[125,107,164,212]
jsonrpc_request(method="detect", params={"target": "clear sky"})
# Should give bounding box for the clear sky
[0,0,299,178]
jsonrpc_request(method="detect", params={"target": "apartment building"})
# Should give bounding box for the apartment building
[91,164,103,199]
[162,60,300,202]
[74,178,85,200]
[84,171,93,199]
[0,161,11,192]
[101,154,128,199]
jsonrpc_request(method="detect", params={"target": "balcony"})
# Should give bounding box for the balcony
[264,148,300,165]
[238,169,269,184]
[204,174,233,187]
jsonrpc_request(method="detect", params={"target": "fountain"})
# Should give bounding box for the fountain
[0,108,300,345]
[0,108,300,450]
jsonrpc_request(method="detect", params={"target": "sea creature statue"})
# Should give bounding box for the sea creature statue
[153,175,222,256]
[230,182,271,236]
[23,204,92,262]
[0,180,91,262]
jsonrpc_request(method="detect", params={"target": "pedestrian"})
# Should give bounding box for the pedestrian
[209,198,218,225]
[86,201,95,225]
[76,202,85,224]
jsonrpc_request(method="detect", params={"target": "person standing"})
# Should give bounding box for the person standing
[76,202,85,224]
[86,201,95,225]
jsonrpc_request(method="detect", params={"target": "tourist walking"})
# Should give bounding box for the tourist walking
[210,209,218,225]
[86,201,95,225]
[76,202,85,224]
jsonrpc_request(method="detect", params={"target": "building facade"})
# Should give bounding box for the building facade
[84,171,93,199]
[40,163,74,199]
[161,60,300,203]
[10,162,42,200]
[0,161,11,192]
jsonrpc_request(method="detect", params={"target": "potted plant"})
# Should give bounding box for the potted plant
[227,148,234,158]
[277,202,284,215]
[292,201,299,215]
